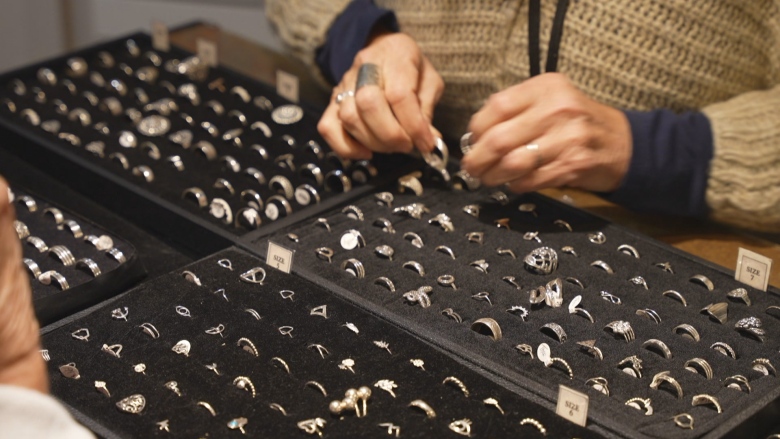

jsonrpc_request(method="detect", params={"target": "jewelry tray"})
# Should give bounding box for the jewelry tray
[4,165,145,325]
[2,27,777,439]
[0,32,409,257]
[40,247,595,439]
[247,167,780,439]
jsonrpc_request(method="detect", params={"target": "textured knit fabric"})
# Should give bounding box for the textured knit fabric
[0,385,95,438]
[266,0,780,231]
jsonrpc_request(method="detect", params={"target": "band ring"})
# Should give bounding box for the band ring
[356,63,381,90]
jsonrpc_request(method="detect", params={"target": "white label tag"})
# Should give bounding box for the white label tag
[556,385,589,427]
[197,39,218,67]
[267,241,294,274]
[736,247,772,292]
[151,21,170,52]
[537,343,551,366]
[276,70,299,103]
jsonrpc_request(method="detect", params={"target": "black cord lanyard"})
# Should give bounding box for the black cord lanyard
[528,0,572,77]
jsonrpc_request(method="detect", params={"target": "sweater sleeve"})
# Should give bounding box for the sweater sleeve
[0,385,95,438]
[602,110,713,217]
[703,84,780,231]
[265,0,355,86]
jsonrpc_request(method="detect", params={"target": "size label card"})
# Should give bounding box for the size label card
[197,39,218,67]
[556,385,589,427]
[736,247,772,291]
[151,21,170,52]
[276,70,299,103]
[266,241,294,274]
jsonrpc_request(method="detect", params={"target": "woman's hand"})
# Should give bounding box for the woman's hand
[0,177,47,393]
[318,32,444,159]
[461,73,632,193]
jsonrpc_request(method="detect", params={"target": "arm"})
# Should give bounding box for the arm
[704,84,780,231]
[602,110,713,217]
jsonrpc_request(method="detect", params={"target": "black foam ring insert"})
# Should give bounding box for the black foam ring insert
[0,34,387,236]
[41,248,596,439]
[12,187,139,324]
[257,176,780,439]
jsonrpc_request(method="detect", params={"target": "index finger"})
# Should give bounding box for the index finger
[383,60,436,153]
[468,80,540,140]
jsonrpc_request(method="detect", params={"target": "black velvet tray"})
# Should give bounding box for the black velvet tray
[251,169,780,439]
[0,32,407,256]
[9,185,145,325]
[41,247,597,439]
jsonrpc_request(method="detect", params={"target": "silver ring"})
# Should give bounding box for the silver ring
[341,258,366,278]
[472,291,493,306]
[519,418,547,435]
[577,340,603,360]
[710,341,737,359]
[636,308,662,324]
[38,270,69,290]
[690,274,715,291]
[325,170,353,193]
[723,375,751,393]
[617,244,640,258]
[265,195,293,220]
[14,221,30,240]
[408,399,436,419]
[356,63,381,90]
[590,260,614,274]
[403,286,433,308]
[335,90,354,104]
[182,187,208,208]
[108,152,130,170]
[604,321,635,342]
[375,191,394,207]
[684,357,714,379]
[701,302,729,324]
[726,288,751,306]
[27,236,48,253]
[398,173,424,196]
[540,322,567,343]
[132,165,155,183]
[340,229,366,250]
[240,267,266,284]
[404,232,424,248]
[585,377,610,396]
[75,258,101,277]
[139,323,160,339]
[23,258,42,278]
[650,371,683,399]
[735,316,766,342]
[63,220,84,238]
[107,248,126,264]
[673,324,701,342]
[213,178,235,196]
[625,397,653,415]
[402,260,425,276]
[691,394,722,413]
[375,245,394,261]
[374,276,396,292]
[429,213,454,232]
[393,202,430,219]
[618,355,643,378]
[373,217,395,234]
[588,231,607,244]
[470,259,489,274]
[43,207,65,225]
[17,196,37,212]
[523,247,558,275]
[663,290,688,307]
[315,247,334,263]
[753,358,777,376]
[471,318,502,341]
[642,339,672,359]
[441,307,463,323]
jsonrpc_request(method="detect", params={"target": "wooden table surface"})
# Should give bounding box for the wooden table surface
[171,24,780,288]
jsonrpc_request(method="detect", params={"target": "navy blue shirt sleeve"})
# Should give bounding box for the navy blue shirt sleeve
[315,0,399,85]
[601,110,714,217]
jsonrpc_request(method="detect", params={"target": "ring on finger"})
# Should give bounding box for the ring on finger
[525,143,543,168]
[335,90,354,104]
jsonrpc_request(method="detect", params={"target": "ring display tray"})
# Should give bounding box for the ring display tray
[0,32,407,257]
[249,169,780,438]
[41,248,595,439]
[10,185,144,325]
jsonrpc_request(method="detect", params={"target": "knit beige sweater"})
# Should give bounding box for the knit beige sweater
[267,0,780,230]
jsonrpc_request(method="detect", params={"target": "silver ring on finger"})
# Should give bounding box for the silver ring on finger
[335,90,354,104]
[524,143,542,169]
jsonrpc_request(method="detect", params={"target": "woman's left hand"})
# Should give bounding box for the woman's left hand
[461,73,632,193]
